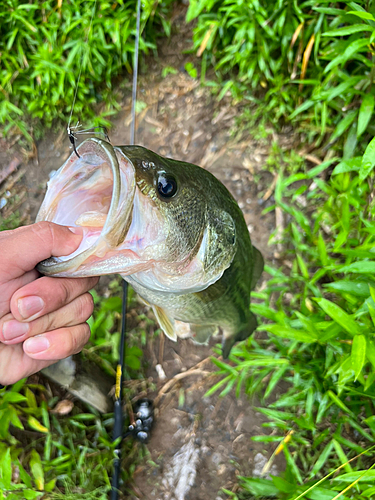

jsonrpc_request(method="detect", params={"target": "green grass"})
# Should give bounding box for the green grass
[3,0,375,497]
[184,8,375,492]
[0,276,157,498]
[0,0,173,141]
[0,378,116,498]
[208,139,375,499]
[187,0,375,157]
[0,211,24,231]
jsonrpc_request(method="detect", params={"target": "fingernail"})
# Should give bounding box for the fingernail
[18,296,45,320]
[68,226,83,236]
[24,335,50,354]
[2,320,29,341]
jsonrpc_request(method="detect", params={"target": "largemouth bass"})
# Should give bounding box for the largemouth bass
[37,138,263,357]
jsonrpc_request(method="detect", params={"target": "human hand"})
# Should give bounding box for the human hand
[0,222,99,385]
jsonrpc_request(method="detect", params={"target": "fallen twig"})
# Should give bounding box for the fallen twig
[262,173,278,201]
[154,369,212,407]
[154,356,214,407]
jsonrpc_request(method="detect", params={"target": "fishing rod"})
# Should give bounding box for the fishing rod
[110,276,127,500]
[66,1,150,496]
[110,0,143,498]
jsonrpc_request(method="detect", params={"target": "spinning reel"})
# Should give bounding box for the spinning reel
[125,398,154,443]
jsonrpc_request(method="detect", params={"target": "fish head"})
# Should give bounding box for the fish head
[37,139,238,293]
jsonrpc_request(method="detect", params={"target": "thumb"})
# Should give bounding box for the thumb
[0,222,83,276]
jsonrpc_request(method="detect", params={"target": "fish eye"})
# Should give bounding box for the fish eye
[157,173,177,199]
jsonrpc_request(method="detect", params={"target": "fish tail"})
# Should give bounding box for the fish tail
[221,312,258,359]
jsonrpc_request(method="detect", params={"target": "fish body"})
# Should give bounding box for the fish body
[37,138,263,357]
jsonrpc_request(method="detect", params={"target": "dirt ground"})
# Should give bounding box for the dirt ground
[0,11,294,500]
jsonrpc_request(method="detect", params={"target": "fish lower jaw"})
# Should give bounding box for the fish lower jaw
[37,243,153,277]
[35,138,138,276]
[36,238,108,276]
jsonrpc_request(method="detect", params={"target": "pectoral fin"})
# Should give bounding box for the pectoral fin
[152,305,177,341]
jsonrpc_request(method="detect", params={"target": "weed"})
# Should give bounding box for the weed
[0,0,174,140]
[4,1,375,496]
[0,211,24,231]
[208,135,375,498]
[187,0,375,155]
[0,274,157,496]
[0,378,131,497]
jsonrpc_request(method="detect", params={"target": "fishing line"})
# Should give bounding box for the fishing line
[1,0,144,479]
[130,0,141,145]
[67,0,98,149]
[111,0,142,498]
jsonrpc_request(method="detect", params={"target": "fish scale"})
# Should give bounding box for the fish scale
[37,139,264,358]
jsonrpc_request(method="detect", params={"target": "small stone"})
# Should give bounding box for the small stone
[217,464,227,476]
[211,452,222,465]
[51,399,74,415]
[155,363,167,380]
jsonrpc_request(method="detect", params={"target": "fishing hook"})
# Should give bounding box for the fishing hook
[67,123,110,159]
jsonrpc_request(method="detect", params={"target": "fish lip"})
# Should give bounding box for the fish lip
[113,146,140,169]
[37,138,132,276]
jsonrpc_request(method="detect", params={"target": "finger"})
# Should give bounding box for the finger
[10,275,98,321]
[23,323,91,360]
[0,293,94,344]
[0,221,83,277]
[0,343,56,386]
[0,269,38,320]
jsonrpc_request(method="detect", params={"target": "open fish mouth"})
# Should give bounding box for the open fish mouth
[37,138,139,276]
